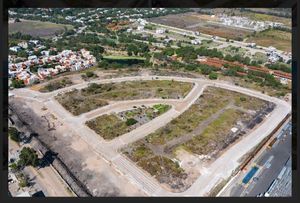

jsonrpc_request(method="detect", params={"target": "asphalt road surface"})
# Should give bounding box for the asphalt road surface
[229,121,291,197]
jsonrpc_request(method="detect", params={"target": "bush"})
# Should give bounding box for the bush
[85,71,95,78]
[11,79,25,88]
[126,118,138,126]
[8,127,20,142]
[17,147,40,168]
[209,72,218,80]
[240,97,247,102]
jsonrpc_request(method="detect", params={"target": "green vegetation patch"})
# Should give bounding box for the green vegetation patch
[8,127,20,142]
[144,87,266,145]
[86,114,129,140]
[123,141,187,187]
[153,104,172,114]
[86,104,171,140]
[40,77,73,92]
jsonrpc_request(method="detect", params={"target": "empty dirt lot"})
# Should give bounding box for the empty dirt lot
[9,97,145,197]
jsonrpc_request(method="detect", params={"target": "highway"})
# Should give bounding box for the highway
[10,75,291,196]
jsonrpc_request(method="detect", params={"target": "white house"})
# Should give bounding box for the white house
[18,42,28,49]
[137,26,144,31]
[156,28,165,34]
[29,40,39,46]
[9,46,21,52]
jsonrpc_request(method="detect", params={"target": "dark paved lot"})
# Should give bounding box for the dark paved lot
[230,121,291,197]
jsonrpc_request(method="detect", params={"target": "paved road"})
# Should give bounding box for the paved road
[10,75,291,196]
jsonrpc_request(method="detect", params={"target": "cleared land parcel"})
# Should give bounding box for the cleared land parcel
[56,80,192,115]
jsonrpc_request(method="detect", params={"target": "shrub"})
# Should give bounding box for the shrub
[209,72,218,80]
[85,71,95,78]
[8,127,20,142]
[126,118,138,126]
[17,147,40,168]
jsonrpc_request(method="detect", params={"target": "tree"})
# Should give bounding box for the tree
[209,72,218,80]
[8,127,20,142]
[17,50,28,58]
[201,66,213,75]
[11,79,25,88]
[49,50,57,55]
[17,147,40,168]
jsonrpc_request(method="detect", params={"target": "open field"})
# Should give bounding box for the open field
[55,80,192,115]
[86,104,171,140]
[144,87,267,145]
[243,12,291,27]
[123,141,188,191]
[149,12,253,41]
[123,86,270,191]
[55,89,109,116]
[9,19,73,38]
[181,108,245,155]
[246,29,291,52]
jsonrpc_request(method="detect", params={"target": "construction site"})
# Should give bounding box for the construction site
[9,74,291,196]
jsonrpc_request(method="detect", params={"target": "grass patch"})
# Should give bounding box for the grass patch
[40,77,73,92]
[9,19,73,38]
[143,87,266,146]
[56,80,192,115]
[86,114,128,140]
[182,109,244,155]
[246,29,291,52]
[123,141,187,189]
[153,104,171,114]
